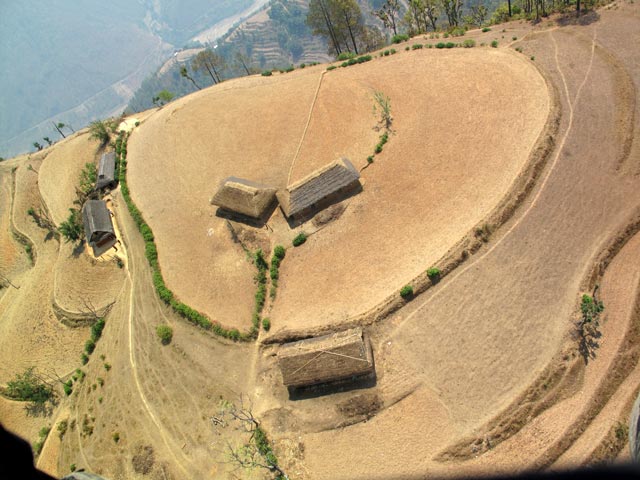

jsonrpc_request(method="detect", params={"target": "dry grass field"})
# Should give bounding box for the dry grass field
[2,2,640,479]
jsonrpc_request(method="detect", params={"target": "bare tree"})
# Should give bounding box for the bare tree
[180,66,201,90]
[374,0,401,36]
[216,395,288,479]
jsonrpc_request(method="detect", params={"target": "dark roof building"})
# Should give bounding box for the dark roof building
[210,177,277,220]
[277,328,374,388]
[82,200,117,257]
[277,158,360,222]
[96,152,117,190]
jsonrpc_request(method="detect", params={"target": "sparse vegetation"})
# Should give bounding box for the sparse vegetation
[482,27,491,32]
[491,40,499,48]
[89,119,114,147]
[32,425,51,456]
[373,91,392,131]
[400,285,414,299]
[463,39,476,48]
[412,43,423,50]
[269,245,286,301]
[112,431,120,443]
[293,232,307,247]
[261,70,273,76]
[391,33,409,44]
[156,325,173,345]
[57,419,68,440]
[63,380,73,396]
[578,292,604,361]
[262,317,271,331]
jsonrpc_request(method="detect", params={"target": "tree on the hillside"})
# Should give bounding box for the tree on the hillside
[403,0,439,35]
[89,120,111,147]
[192,49,226,84]
[43,137,53,146]
[59,208,84,242]
[33,142,43,151]
[5,367,56,410]
[52,122,66,139]
[374,0,401,36]
[307,0,364,56]
[440,0,463,26]
[234,52,253,76]
[180,66,201,90]
[153,90,174,106]
[470,4,488,25]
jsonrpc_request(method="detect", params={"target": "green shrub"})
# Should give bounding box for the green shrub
[512,36,518,41]
[91,318,106,342]
[59,208,83,242]
[482,27,491,32]
[326,65,337,71]
[70,464,76,473]
[103,363,111,371]
[445,42,455,49]
[273,245,286,260]
[412,43,423,50]
[390,48,396,54]
[293,232,307,247]
[436,42,446,49]
[449,26,466,37]
[337,52,357,60]
[84,339,96,354]
[462,39,476,48]
[63,380,73,396]
[367,155,374,164]
[427,267,441,280]
[261,70,272,76]
[530,56,535,61]
[400,285,414,299]
[57,420,68,440]
[262,318,271,331]
[443,32,449,38]
[299,63,306,68]
[112,432,120,443]
[156,325,173,345]
[285,66,294,73]
[391,34,409,44]
[405,46,410,51]
[491,40,498,48]
[80,353,89,365]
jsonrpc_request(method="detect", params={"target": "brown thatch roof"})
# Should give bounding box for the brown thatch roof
[277,327,374,387]
[96,151,116,189]
[82,200,117,257]
[277,158,360,219]
[211,177,277,219]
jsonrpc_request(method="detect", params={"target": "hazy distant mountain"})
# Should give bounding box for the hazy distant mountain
[0,0,257,158]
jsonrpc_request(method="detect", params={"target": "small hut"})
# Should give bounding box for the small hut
[277,328,374,388]
[277,158,360,223]
[96,152,117,190]
[82,200,117,257]
[210,177,277,220]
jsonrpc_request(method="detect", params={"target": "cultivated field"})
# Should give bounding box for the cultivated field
[2,2,640,479]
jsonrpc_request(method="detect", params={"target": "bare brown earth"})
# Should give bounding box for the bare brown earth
[3,3,640,479]
[128,48,548,335]
[38,132,99,226]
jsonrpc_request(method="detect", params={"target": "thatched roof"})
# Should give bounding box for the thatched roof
[277,327,374,388]
[277,158,360,219]
[82,200,117,257]
[211,177,277,219]
[96,151,116,189]
[82,200,114,238]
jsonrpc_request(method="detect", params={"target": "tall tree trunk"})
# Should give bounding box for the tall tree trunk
[508,0,512,16]
[204,64,217,84]
[52,122,66,139]
[319,0,341,55]
[344,13,359,54]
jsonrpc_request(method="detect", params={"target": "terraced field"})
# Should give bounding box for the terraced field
[2,3,640,479]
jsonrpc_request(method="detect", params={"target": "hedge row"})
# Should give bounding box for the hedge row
[116,133,250,341]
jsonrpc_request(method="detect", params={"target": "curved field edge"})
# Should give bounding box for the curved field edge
[263,52,562,345]
[116,132,255,341]
[435,197,640,465]
[8,167,37,267]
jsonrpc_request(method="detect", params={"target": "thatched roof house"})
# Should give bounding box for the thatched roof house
[277,328,374,388]
[82,200,117,257]
[277,158,360,222]
[96,152,117,190]
[211,177,277,220]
